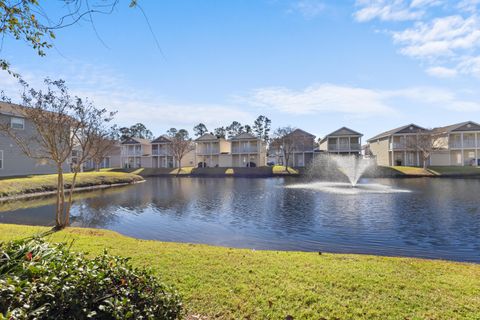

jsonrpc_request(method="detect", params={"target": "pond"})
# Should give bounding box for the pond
[1,177,479,262]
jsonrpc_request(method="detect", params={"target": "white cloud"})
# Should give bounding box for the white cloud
[426,66,458,77]
[290,0,326,19]
[245,84,396,116]
[0,63,253,134]
[354,0,480,77]
[392,15,480,58]
[243,83,480,116]
[353,0,440,22]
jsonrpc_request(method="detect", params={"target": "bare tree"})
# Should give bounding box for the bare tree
[0,79,115,228]
[89,129,119,172]
[166,129,194,175]
[406,129,442,169]
[0,79,77,228]
[64,100,116,225]
[271,126,297,172]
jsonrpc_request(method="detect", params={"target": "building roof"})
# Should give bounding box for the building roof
[230,132,258,140]
[432,121,480,134]
[0,102,26,117]
[195,133,219,141]
[151,135,172,143]
[320,127,363,143]
[286,128,316,138]
[367,124,427,142]
[121,137,151,145]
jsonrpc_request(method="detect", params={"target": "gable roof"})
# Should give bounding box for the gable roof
[121,137,151,145]
[286,128,316,138]
[195,133,219,141]
[0,102,26,117]
[367,124,427,142]
[230,132,258,140]
[320,127,363,143]
[433,121,480,134]
[151,135,172,143]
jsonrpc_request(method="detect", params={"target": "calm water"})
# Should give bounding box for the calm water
[1,177,479,262]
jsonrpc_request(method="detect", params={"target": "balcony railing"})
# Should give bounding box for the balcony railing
[232,147,258,153]
[122,150,142,156]
[328,144,361,151]
[390,142,406,150]
[449,141,478,148]
[196,147,220,154]
[152,149,170,156]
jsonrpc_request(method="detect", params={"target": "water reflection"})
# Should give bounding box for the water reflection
[0,177,479,262]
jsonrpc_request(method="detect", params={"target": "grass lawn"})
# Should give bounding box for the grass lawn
[429,166,480,176]
[389,166,435,176]
[1,224,479,319]
[0,172,143,198]
[272,165,299,175]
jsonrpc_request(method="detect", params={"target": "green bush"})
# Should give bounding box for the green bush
[0,238,182,319]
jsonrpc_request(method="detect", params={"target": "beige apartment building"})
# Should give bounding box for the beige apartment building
[151,135,195,168]
[319,127,363,155]
[195,133,232,167]
[430,121,480,166]
[121,137,152,168]
[367,124,429,167]
[230,132,267,167]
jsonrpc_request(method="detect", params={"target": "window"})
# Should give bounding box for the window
[10,117,25,130]
[0,150,3,169]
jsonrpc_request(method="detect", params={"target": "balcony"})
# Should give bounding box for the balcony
[152,149,170,156]
[390,142,406,150]
[449,140,478,149]
[122,150,142,156]
[328,144,361,151]
[196,147,220,155]
[232,146,258,154]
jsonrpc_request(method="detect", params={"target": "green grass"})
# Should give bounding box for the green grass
[1,224,479,319]
[429,166,480,176]
[113,166,299,177]
[271,165,299,175]
[0,172,143,198]
[384,166,480,177]
[389,166,435,176]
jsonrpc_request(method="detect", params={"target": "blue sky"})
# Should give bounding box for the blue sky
[1,0,480,140]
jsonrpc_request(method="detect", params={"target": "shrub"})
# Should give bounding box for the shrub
[0,238,182,319]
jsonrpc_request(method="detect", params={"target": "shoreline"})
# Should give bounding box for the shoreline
[0,180,145,202]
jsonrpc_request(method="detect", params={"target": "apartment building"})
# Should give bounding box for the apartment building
[0,102,70,177]
[121,137,152,168]
[367,124,429,167]
[195,133,232,167]
[230,132,267,167]
[430,121,480,166]
[319,127,363,155]
[151,135,195,168]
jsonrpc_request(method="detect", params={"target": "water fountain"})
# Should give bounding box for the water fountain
[329,154,373,187]
[286,154,410,194]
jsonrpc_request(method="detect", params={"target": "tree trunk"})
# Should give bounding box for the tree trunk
[64,169,79,226]
[284,152,289,173]
[176,157,182,176]
[55,165,64,228]
[95,162,100,172]
[58,166,66,229]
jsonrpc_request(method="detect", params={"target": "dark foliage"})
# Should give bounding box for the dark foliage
[0,238,182,319]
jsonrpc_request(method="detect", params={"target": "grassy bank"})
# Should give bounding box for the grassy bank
[1,224,479,319]
[377,166,480,177]
[112,165,299,177]
[0,172,143,198]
